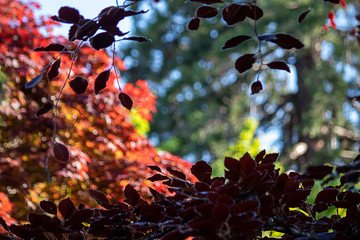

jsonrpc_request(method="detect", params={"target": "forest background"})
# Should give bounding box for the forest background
[0,0,359,236]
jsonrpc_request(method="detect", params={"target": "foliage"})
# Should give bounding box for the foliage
[0,0,193,222]
[121,0,360,167]
[1,152,360,239]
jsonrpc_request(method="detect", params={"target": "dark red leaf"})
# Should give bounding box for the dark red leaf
[303,165,333,179]
[0,217,8,231]
[87,189,111,208]
[140,204,164,222]
[269,33,304,49]
[147,165,162,172]
[69,76,88,95]
[263,153,279,164]
[224,157,240,170]
[235,54,255,74]
[58,6,80,24]
[58,197,76,220]
[255,150,266,163]
[35,102,53,118]
[233,199,259,214]
[25,70,44,89]
[39,200,57,215]
[166,166,186,180]
[251,81,263,94]
[324,0,340,3]
[222,35,252,50]
[124,9,149,18]
[195,182,211,192]
[98,7,125,30]
[90,32,115,50]
[222,4,247,25]
[53,142,70,164]
[27,212,46,227]
[147,174,170,182]
[191,161,212,181]
[188,17,200,31]
[245,4,263,20]
[196,6,218,18]
[74,19,99,40]
[189,0,223,4]
[47,59,61,81]
[315,187,339,204]
[149,187,165,202]
[313,202,328,212]
[267,61,290,73]
[68,209,93,224]
[124,184,140,206]
[298,9,311,24]
[94,70,111,94]
[9,225,42,238]
[212,204,229,222]
[240,152,256,175]
[286,189,311,207]
[122,36,150,42]
[34,43,67,52]
[119,92,133,110]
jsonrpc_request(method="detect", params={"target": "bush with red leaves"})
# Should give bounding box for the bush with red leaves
[1,151,359,239]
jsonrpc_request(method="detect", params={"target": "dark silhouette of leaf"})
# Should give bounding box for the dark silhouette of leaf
[189,0,223,4]
[222,4,247,25]
[147,165,162,172]
[34,43,67,52]
[124,9,149,17]
[25,70,44,89]
[269,34,304,49]
[122,36,150,42]
[149,187,165,202]
[166,166,186,180]
[251,81,263,94]
[212,203,230,222]
[324,0,340,3]
[235,54,255,74]
[224,157,240,170]
[94,70,110,94]
[188,17,200,31]
[53,142,69,164]
[124,184,140,206]
[267,61,291,73]
[69,76,88,95]
[9,225,42,238]
[98,7,125,30]
[191,161,212,181]
[87,189,111,208]
[35,102,53,118]
[246,4,263,20]
[119,92,133,110]
[58,6,80,24]
[196,6,218,18]
[0,217,8,231]
[47,59,61,81]
[90,32,115,50]
[222,35,252,49]
[147,174,170,182]
[27,212,46,227]
[74,19,99,40]
[239,152,256,175]
[257,34,277,41]
[67,209,93,225]
[298,9,311,24]
[39,200,57,215]
[58,197,76,220]
[315,187,339,204]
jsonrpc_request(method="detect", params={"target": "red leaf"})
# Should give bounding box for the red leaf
[328,12,337,29]
[166,166,186,180]
[87,189,111,208]
[147,165,162,172]
[263,153,279,164]
[196,6,218,18]
[122,36,150,42]
[9,225,42,238]
[147,174,170,182]
[94,70,110,94]
[119,92,133,110]
[149,187,165,202]
[246,4,263,20]
[233,199,259,214]
[47,59,61,81]
[269,33,304,49]
[27,212,46,227]
[98,7,126,29]
[68,209,93,224]
[235,54,255,74]
[251,81,263,94]
[58,197,76,220]
[74,19,99,41]
[222,35,252,50]
[212,204,230,222]
[58,6,80,24]
[222,4,247,25]
[90,32,115,50]
[239,152,256,175]
[35,102,53,118]
[53,142,70,164]
[39,200,57,215]
[298,9,311,24]
[34,43,67,52]
[69,76,88,94]
[195,182,211,192]
[191,161,212,181]
[224,157,240,170]
[267,61,290,73]
[188,17,200,31]
[124,184,140,206]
